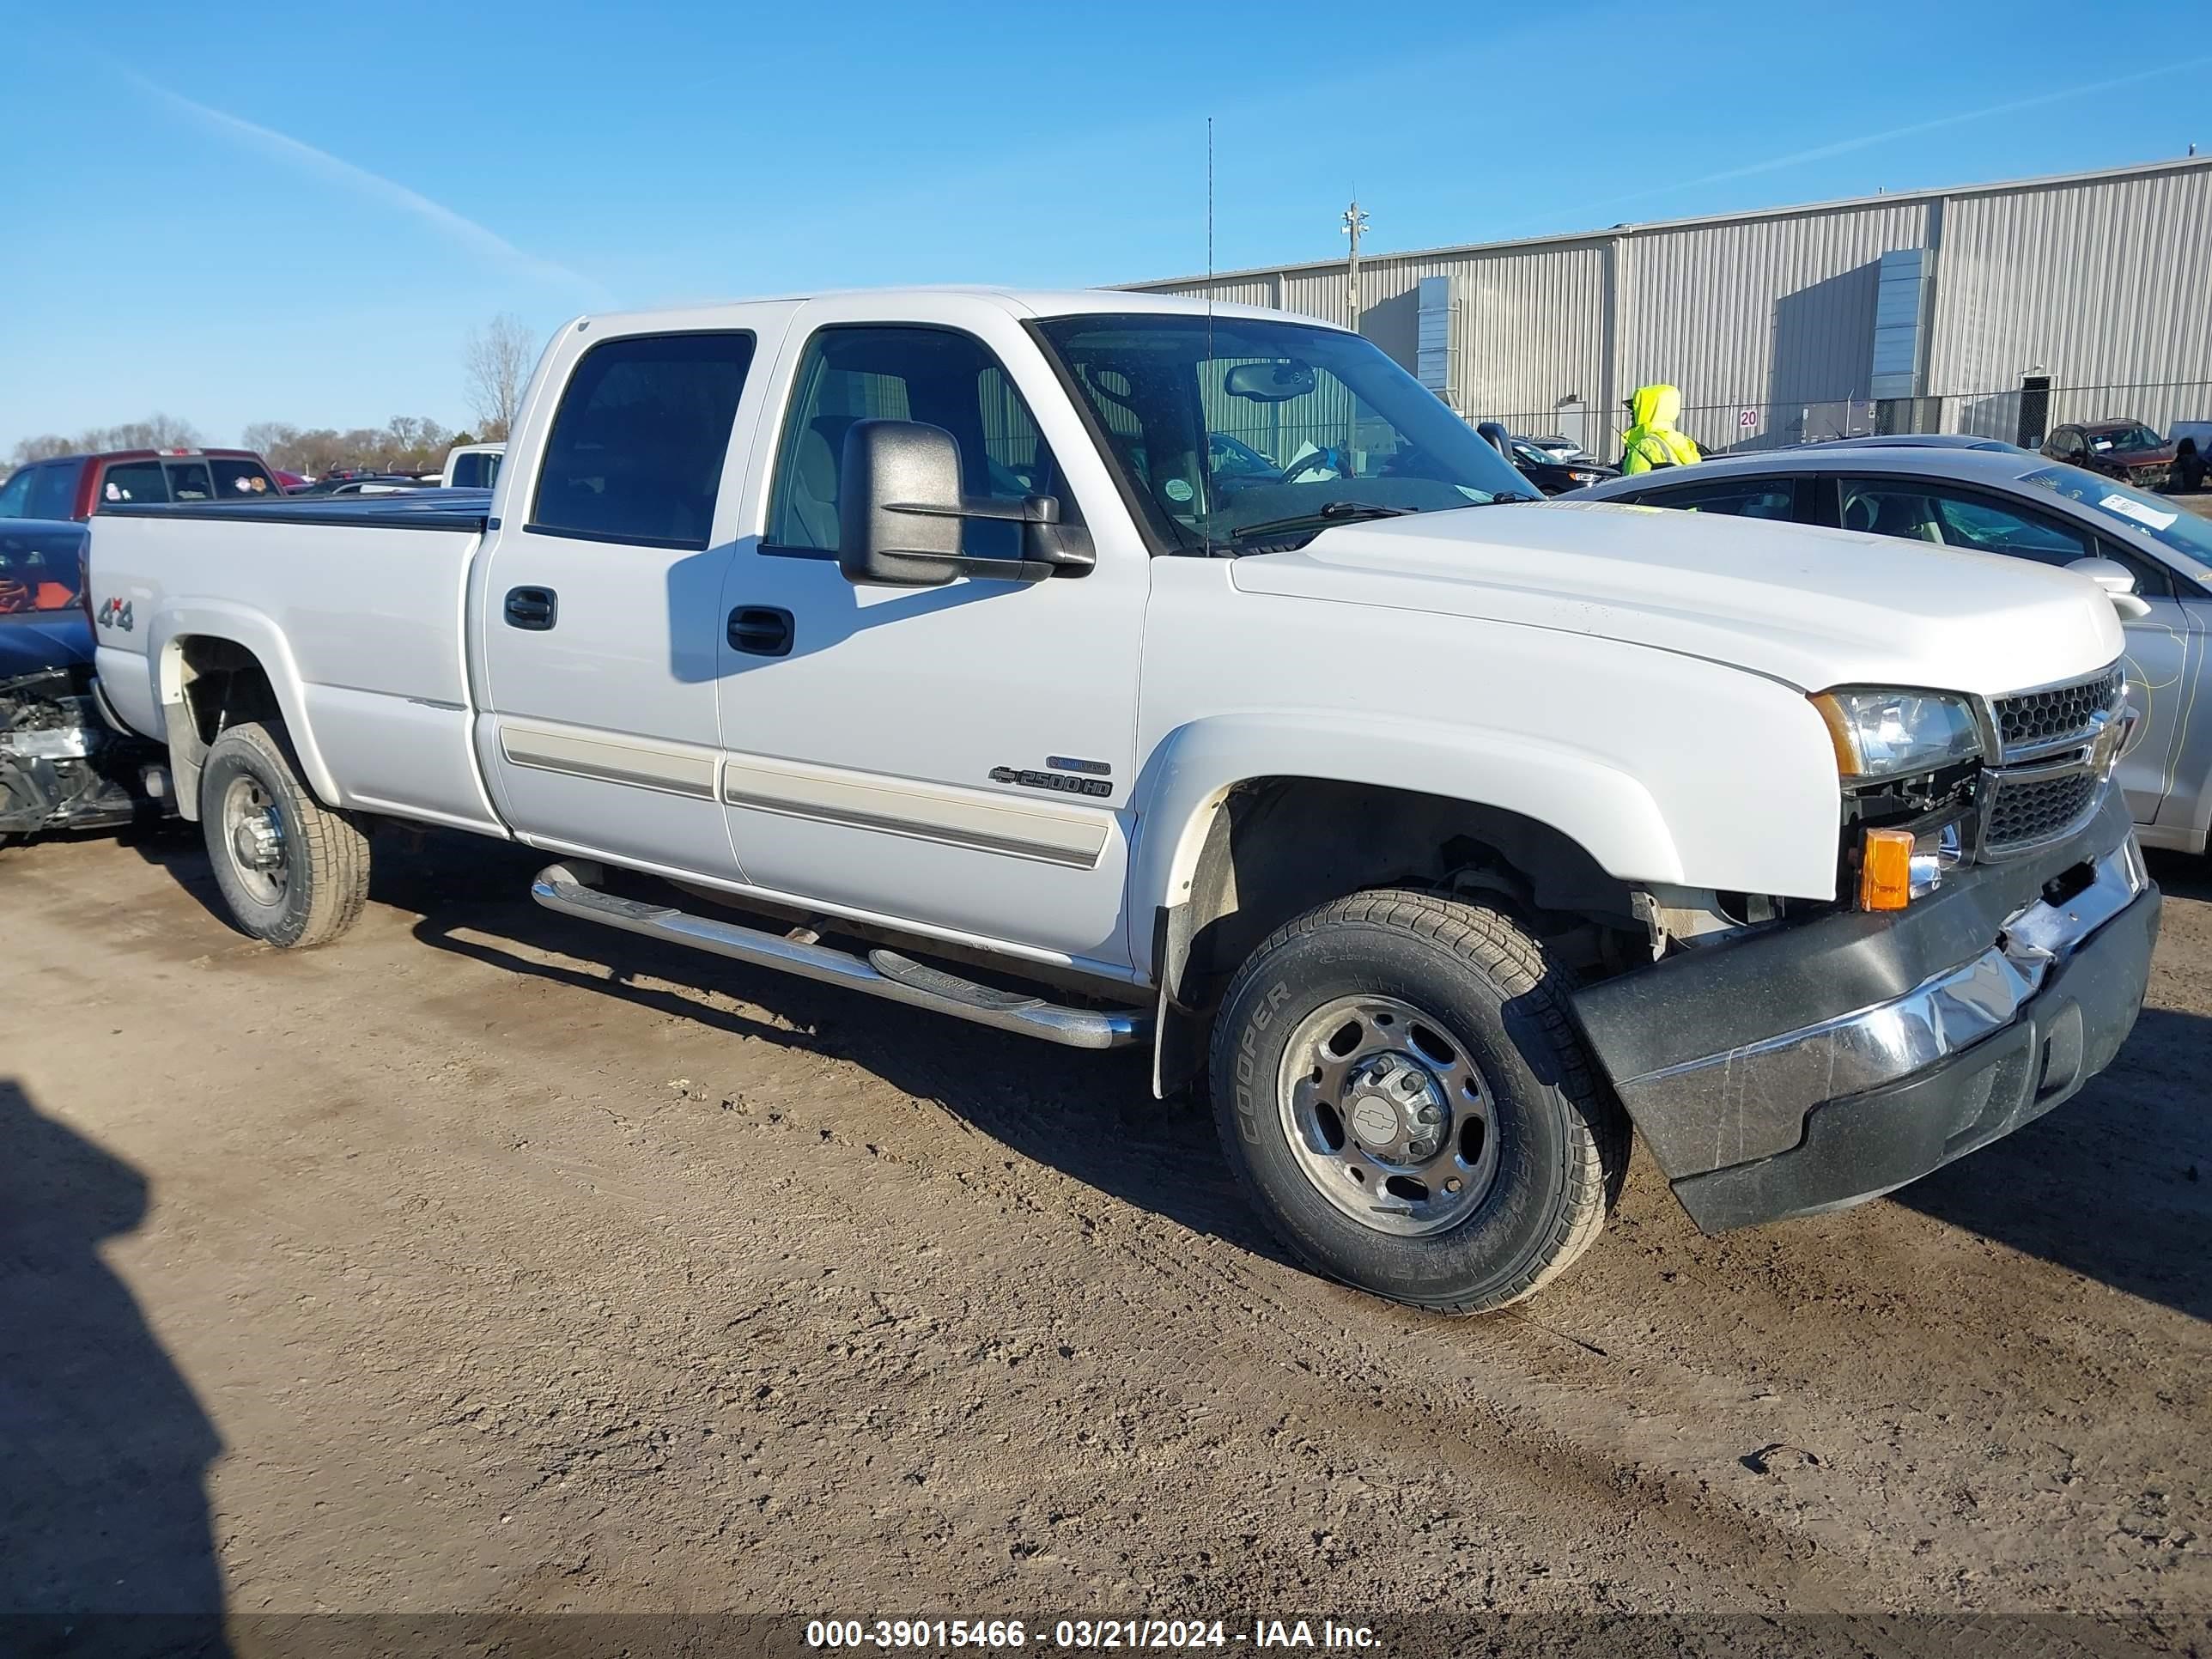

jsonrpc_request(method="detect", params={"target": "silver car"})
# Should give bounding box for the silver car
[1571,447,2212,854]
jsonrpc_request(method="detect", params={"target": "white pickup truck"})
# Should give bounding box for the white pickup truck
[88,288,2160,1312]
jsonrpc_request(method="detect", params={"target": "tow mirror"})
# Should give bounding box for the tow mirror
[836,419,1094,589]
[2066,555,2153,620]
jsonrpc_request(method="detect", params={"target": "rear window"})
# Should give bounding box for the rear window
[449,451,501,490]
[0,526,85,612]
[529,331,757,549]
[211,457,279,498]
[166,459,216,502]
[99,460,169,506]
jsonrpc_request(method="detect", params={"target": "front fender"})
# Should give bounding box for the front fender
[149,600,341,809]
[1127,710,1686,936]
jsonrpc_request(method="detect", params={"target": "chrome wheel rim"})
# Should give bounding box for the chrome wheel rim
[1276,994,1500,1237]
[221,774,289,907]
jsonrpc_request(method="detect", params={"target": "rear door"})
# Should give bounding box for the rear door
[474,305,797,878]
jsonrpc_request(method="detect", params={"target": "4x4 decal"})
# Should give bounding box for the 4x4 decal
[96,597,134,632]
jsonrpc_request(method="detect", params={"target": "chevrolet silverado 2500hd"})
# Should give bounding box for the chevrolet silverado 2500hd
[88,289,2160,1312]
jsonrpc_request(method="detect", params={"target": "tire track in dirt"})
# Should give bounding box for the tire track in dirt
[3,830,2205,1616]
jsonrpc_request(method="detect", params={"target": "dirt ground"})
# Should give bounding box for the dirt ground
[1,825,2207,1638]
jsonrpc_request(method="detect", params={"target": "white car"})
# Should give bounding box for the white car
[87,288,2159,1313]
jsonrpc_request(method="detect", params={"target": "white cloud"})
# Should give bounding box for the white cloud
[1578,54,2212,218]
[120,68,610,301]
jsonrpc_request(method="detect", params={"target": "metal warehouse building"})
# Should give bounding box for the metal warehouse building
[1128,156,2212,461]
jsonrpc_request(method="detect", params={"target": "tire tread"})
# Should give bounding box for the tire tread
[1216,887,1628,1314]
[204,721,370,949]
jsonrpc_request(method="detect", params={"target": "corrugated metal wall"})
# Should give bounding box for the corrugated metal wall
[1131,158,2212,459]
[1930,166,2212,439]
[1615,198,1929,447]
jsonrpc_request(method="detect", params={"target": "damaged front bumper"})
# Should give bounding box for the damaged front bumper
[1572,793,2159,1231]
[1,668,162,838]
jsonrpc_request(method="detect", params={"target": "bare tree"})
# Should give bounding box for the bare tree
[10,415,201,470]
[240,421,301,462]
[462,314,535,442]
[9,434,76,466]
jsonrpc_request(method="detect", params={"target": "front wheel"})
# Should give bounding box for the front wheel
[1209,889,1628,1314]
[200,720,370,948]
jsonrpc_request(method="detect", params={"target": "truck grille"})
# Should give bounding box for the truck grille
[1984,771,2099,851]
[1993,666,2124,753]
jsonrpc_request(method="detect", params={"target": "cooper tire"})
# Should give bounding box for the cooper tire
[199,720,369,949]
[1209,888,1627,1314]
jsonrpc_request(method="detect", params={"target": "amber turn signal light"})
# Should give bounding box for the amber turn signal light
[1857,827,1915,911]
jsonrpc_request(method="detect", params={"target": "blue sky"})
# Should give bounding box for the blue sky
[3,0,2207,454]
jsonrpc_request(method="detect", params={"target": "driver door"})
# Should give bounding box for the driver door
[711,301,1150,969]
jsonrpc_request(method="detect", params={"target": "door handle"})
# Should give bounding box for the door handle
[504,586,557,630]
[728,605,794,658]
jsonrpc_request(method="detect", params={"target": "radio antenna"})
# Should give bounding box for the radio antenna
[1203,114,1215,556]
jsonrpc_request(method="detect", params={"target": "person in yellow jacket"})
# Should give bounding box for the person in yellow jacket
[1619,384,1703,474]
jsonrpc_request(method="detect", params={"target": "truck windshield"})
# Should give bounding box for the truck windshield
[1032,313,1534,553]
[2089,424,2163,453]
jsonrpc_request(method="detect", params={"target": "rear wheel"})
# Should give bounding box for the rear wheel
[199,720,369,948]
[1209,888,1627,1313]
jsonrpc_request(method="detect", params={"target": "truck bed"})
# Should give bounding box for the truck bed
[88,493,505,835]
[100,488,494,533]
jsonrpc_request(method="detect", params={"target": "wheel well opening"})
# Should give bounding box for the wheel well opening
[165,637,283,819]
[173,637,279,746]
[1162,777,1641,1018]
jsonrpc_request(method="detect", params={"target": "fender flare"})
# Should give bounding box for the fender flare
[149,601,341,814]
[1129,710,1686,931]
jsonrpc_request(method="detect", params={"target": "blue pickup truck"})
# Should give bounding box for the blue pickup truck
[0,520,159,842]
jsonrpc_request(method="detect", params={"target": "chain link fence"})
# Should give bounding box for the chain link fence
[1476,380,2212,468]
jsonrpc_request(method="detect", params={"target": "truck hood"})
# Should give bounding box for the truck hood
[1230,501,2124,695]
[0,612,94,685]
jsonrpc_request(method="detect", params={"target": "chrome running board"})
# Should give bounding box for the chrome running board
[530,862,1149,1051]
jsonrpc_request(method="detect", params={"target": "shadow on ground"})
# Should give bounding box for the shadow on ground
[1892,999,2212,1322]
[0,1079,231,1650]
[131,823,1281,1267]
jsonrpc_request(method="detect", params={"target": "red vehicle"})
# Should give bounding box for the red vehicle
[2041,420,2175,491]
[0,447,283,522]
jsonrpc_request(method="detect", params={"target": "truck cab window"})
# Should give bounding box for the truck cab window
[25,464,77,520]
[165,460,215,502]
[530,331,757,550]
[765,325,1075,561]
[99,461,169,506]
[211,457,277,497]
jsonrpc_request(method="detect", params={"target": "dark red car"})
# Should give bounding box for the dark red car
[0,447,283,521]
[2042,420,2175,490]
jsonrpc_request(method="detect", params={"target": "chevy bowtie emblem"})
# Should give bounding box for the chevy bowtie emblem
[97,597,135,632]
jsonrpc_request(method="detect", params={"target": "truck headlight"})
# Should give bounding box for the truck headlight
[1811,688,1984,781]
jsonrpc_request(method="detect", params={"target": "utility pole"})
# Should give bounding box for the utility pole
[1341,198,1370,334]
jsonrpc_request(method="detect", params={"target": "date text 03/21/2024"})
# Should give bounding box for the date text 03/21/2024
[804,1621,1382,1650]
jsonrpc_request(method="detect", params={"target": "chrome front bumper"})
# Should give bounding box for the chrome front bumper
[1610,836,2152,1176]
